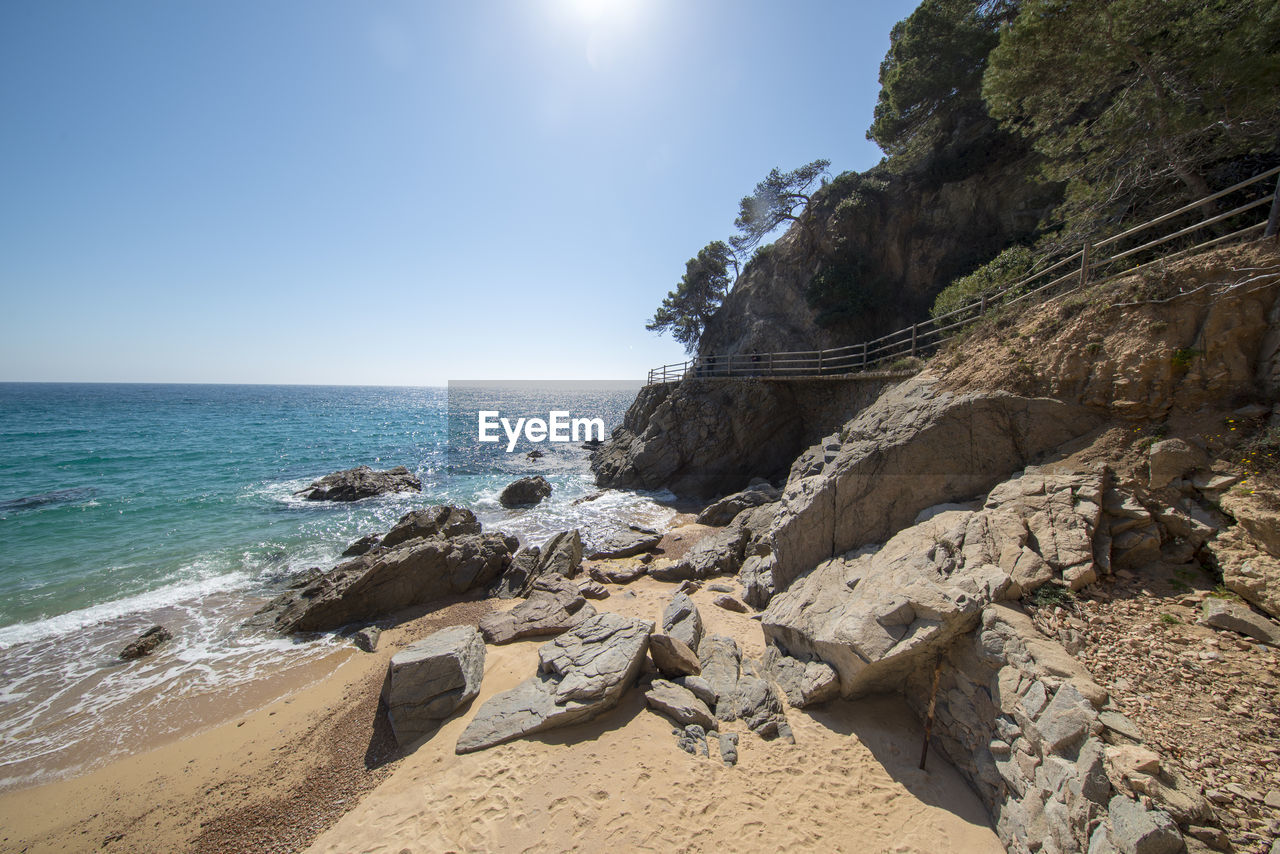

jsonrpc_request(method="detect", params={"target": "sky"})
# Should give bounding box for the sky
[1,0,921,385]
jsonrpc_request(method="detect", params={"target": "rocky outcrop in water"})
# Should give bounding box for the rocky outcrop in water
[295,465,420,502]
[120,625,172,660]
[383,625,485,747]
[499,476,552,508]
[456,612,653,753]
[381,506,481,548]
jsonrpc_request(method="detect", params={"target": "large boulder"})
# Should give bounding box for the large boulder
[648,633,701,678]
[499,476,552,508]
[762,469,1103,697]
[753,379,1102,604]
[456,612,653,753]
[295,465,421,502]
[381,505,480,549]
[383,625,485,747]
[262,532,518,633]
[695,635,791,740]
[696,481,780,527]
[1203,526,1280,619]
[1200,596,1280,644]
[479,576,596,644]
[1146,439,1206,490]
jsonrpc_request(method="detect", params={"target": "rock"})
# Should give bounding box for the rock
[584,530,662,560]
[456,613,653,753]
[1107,795,1183,854]
[696,483,780,527]
[1220,490,1280,558]
[1200,596,1280,644]
[353,626,381,653]
[589,560,648,584]
[383,625,484,747]
[1106,745,1162,777]
[1147,439,1206,489]
[697,635,743,707]
[648,633,701,678]
[662,592,704,654]
[1205,526,1280,618]
[674,675,718,707]
[119,625,172,660]
[654,525,750,582]
[381,505,481,548]
[762,469,1104,696]
[499,476,552,508]
[296,465,420,502]
[755,381,1103,604]
[262,532,518,633]
[479,576,595,644]
[1099,710,1143,743]
[719,732,739,766]
[342,534,381,557]
[1031,682,1097,754]
[490,530,583,598]
[707,582,736,593]
[761,646,839,707]
[676,724,709,757]
[645,679,716,730]
[578,580,609,599]
[722,673,792,741]
[713,594,749,613]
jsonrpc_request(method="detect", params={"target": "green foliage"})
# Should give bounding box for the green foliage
[805,252,894,328]
[646,241,735,353]
[867,0,1019,167]
[730,160,830,257]
[983,0,1280,236]
[930,245,1035,319]
[1029,582,1075,609]
[1171,347,1203,371]
[1159,613,1180,625]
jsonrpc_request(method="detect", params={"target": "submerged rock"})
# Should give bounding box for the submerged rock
[383,625,485,747]
[456,612,652,753]
[499,476,552,508]
[120,625,172,660]
[295,465,421,502]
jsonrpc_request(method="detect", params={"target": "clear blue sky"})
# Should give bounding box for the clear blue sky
[1,0,920,385]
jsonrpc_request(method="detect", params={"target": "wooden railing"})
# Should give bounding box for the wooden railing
[647,165,1280,386]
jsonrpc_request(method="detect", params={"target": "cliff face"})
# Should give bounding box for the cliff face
[698,137,1058,358]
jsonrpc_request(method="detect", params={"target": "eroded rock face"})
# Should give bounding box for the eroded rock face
[584,530,662,560]
[490,530,583,599]
[696,481,780,527]
[295,465,421,502]
[499,476,552,508]
[383,625,485,747]
[262,532,518,633]
[662,592,704,655]
[752,379,1103,605]
[762,468,1105,697]
[382,506,481,549]
[455,612,653,753]
[478,576,596,644]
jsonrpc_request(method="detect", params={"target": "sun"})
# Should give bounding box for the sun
[571,0,633,23]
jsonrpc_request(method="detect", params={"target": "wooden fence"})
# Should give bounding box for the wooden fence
[647,165,1280,386]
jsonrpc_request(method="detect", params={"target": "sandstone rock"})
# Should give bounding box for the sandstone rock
[696,483,780,527]
[645,679,716,730]
[719,732,739,766]
[757,380,1102,603]
[479,576,595,644]
[120,625,172,660]
[1147,439,1206,489]
[1200,596,1280,644]
[296,465,420,502]
[342,534,381,557]
[381,505,480,548]
[264,532,518,633]
[589,560,648,584]
[1106,745,1162,778]
[761,646,839,707]
[648,633,701,678]
[456,613,652,753]
[383,625,484,747]
[499,475,552,508]
[713,594,749,613]
[584,530,662,560]
[1107,795,1182,854]
[353,626,381,653]
[662,592,704,655]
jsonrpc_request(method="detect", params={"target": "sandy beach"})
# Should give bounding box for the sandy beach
[0,524,1003,854]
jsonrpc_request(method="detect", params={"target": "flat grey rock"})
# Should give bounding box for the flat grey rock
[1201,596,1280,644]
[296,465,421,502]
[479,576,594,644]
[1107,795,1183,854]
[585,530,662,560]
[456,612,652,753]
[645,679,715,730]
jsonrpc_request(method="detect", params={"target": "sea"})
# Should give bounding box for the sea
[0,381,671,788]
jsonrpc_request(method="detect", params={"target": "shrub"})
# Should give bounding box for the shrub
[931,245,1036,320]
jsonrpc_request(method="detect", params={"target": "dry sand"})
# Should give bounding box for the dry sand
[0,538,1004,854]
[307,577,1004,854]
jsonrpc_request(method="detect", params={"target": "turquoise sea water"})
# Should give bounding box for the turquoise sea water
[0,382,665,785]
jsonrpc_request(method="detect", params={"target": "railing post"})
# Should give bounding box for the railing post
[861,341,867,372]
[768,352,774,375]
[1080,242,1092,287]
[980,293,987,315]
[1266,173,1280,238]
[818,351,824,375]
[910,324,918,358]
